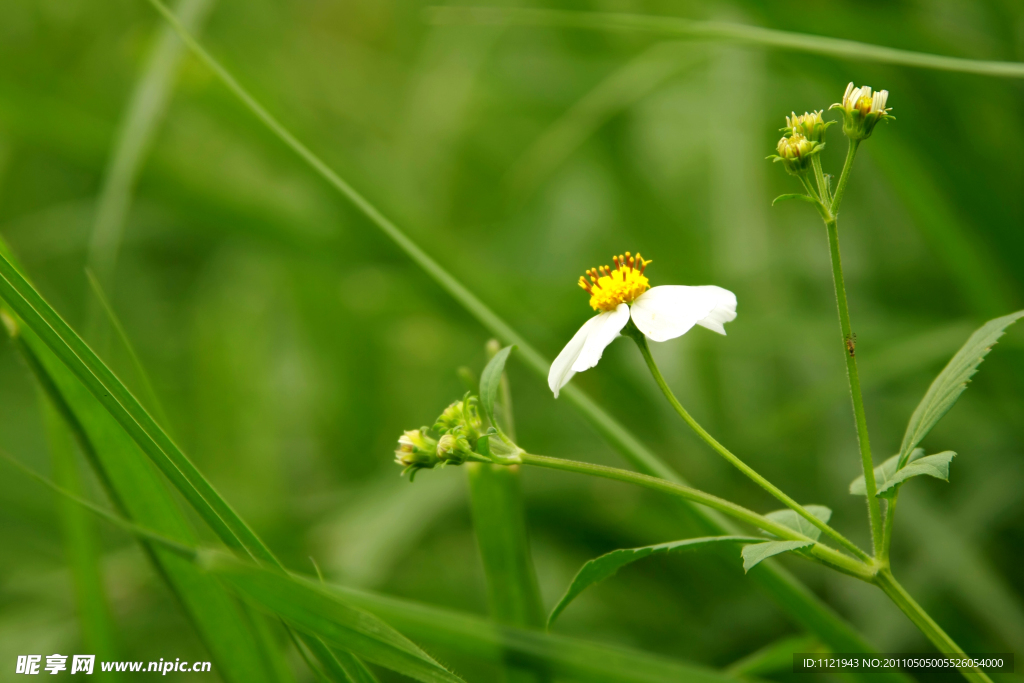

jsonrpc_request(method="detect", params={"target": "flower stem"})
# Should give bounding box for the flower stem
[627,327,871,562]
[518,452,873,580]
[823,215,884,558]
[830,138,860,214]
[874,570,994,683]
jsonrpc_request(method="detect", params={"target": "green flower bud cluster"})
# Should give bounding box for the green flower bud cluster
[394,395,488,480]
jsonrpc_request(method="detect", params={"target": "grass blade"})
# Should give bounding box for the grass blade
[86,0,216,284]
[200,552,465,683]
[85,269,171,429]
[40,400,119,660]
[125,6,909,677]
[325,584,753,683]
[0,316,279,683]
[549,536,762,627]
[427,7,1024,79]
[471,343,546,682]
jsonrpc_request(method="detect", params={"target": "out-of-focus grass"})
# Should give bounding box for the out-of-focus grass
[1,0,1023,680]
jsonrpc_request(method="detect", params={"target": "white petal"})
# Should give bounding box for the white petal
[547,305,628,397]
[630,285,736,342]
[570,303,630,373]
[694,286,737,335]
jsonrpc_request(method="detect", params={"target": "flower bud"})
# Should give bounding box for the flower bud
[829,82,892,141]
[783,110,831,143]
[433,397,482,436]
[771,133,823,175]
[436,428,474,465]
[394,429,439,471]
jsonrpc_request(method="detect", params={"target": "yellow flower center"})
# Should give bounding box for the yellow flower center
[578,252,652,312]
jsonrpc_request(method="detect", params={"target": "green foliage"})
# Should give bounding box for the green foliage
[548,536,761,627]
[850,450,956,497]
[479,344,515,433]
[741,541,814,574]
[899,311,1024,461]
[763,506,833,541]
[201,552,465,683]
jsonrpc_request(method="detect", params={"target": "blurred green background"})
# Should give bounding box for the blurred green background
[1,0,1023,680]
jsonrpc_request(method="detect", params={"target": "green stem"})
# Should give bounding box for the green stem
[518,452,873,580]
[880,492,898,564]
[811,155,830,204]
[875,570,994,683]
[629,329,871,562]
[830,138,860,214]
[823,216,884,557]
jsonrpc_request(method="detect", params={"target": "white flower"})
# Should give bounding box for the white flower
[548,252,737,397]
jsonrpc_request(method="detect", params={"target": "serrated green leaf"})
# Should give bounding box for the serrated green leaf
[771,193,816,206]
[881,452,956,496]
[479,344,514,430]
[202,552,464,683]
[742,541,814,573]
[899,311,1024,460]
[763,506,832,541]
[548,536,761,627]
[851,450,955,498]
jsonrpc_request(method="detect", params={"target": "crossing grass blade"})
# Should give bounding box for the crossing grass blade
[0,238,364,682]
[199,552,465,683]
[426,7,1024,79]
[40,399,119,661]
[130,5,911,677]
[0,309,280,683]
[323,584,755,683]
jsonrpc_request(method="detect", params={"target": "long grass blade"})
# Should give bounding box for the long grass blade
[0,315,279,683]
[200,552,465,683]
[85,269,171,429]
[324,584,754,683]
[426,7,1024,79]
[40,402,120,660]
[123,5,908,677]
[1,240,363,682]
[86,0,216,284]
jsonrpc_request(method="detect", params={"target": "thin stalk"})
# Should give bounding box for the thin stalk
[629,329,871,562]
[830,139,860,214]
[875,570,994,683]
[880,493,898,564]
[823,215,884,557]
[519,452,874,580]
[811,155,830,205]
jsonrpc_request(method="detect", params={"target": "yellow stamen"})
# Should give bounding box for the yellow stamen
[578,251,652,311]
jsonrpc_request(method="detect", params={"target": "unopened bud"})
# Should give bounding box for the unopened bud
[830,82,892,141]
[783,110,831,143]
[394,429,439,471]
[433,397,482,436]
[436,429,474,465]
[771,133,823,175]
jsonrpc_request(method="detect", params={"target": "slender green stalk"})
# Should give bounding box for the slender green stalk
[874,570,994,683]
[822,214,883,557]
[518,453,873,580]
[811,156,830,205]
[427,7,1024,79]
[86,269,172,430]
[0,447,199,560]
[830,139,860,214]
[628,328,870,562]
[881,493,898,564]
